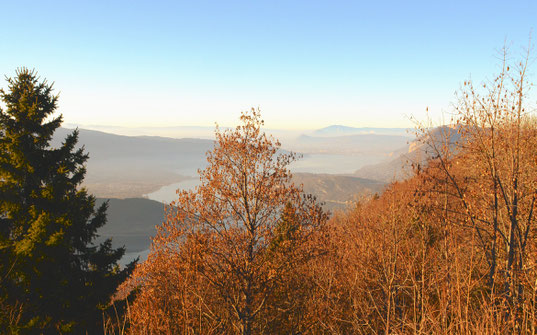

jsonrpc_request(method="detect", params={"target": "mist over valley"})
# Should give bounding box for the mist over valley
[64,125,419,262]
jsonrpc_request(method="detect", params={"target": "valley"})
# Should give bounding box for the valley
[71,125,419,263]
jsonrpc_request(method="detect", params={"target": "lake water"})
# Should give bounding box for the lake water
[146,153,387,204]
[147,178,201,203]
[135,152,388,266]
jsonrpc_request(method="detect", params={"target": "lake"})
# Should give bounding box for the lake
[146,153,387,204]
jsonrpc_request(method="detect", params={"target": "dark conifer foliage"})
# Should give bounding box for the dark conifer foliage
[0,68,135,333]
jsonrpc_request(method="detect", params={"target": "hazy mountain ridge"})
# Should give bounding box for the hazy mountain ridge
[53,126,406,198]
[290,133,411,155]
[313,125,411,137]
[64,123,305,142]
[353,126,462,182]
[53,128,214,197]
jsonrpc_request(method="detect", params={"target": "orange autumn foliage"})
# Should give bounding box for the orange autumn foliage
[122,109,327,334]
[115,51,537,335]
[304,50,537,333]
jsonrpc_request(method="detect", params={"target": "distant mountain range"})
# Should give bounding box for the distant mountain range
[63,124,304,142]
[65,123,412,140]
[313,125,411,137]
[290,133,410,155]
[52,128,213,198]
[65,125,447,264]
[53,126,411,198]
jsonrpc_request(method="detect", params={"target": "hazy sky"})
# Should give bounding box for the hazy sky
[1,0,536,130]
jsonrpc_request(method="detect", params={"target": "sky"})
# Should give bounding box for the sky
[0,0,536,130]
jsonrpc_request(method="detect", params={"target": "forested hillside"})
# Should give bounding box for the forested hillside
[2,0,534,332]
[2,50,537,335]
[109,55,537,334]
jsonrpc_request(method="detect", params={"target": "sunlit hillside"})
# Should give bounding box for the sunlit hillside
[1,0,535,333]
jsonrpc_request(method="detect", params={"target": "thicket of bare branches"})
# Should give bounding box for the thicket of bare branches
[115,50,537,334]
[306,49,537,333]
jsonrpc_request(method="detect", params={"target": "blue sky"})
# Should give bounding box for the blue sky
[0,0,535,129]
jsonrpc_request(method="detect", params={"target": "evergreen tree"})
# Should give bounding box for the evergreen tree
[0,68,135,333]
